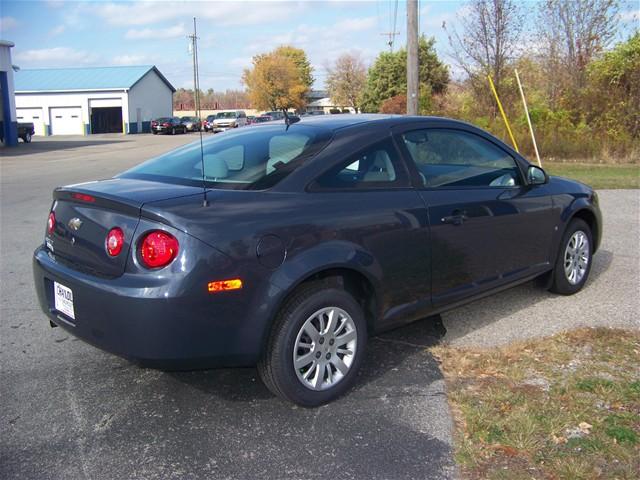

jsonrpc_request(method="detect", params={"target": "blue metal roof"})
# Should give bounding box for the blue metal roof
[14,65,176,93]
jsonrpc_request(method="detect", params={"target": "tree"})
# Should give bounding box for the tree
[274,45,314,90]
[359,36,449,112]
[242,47,312,111]
[325,52,367,112]
[537,0,621,89]
[446,0,524,108]
[585,33,640,139]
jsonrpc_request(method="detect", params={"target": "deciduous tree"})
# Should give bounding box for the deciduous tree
[325,52,367,113]
[242,47,312,111]
[446,0,524,110]
[360,36,449,112]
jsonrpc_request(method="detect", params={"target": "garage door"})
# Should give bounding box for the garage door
[50,107,83,135]
[16,108,45,136]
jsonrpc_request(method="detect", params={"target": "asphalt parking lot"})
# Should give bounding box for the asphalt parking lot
[1,134,638,479]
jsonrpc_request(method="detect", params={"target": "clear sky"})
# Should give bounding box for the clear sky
[1,0,638,92]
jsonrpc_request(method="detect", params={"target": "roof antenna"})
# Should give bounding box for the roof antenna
[190,17,208,206]
[282,108,300,131]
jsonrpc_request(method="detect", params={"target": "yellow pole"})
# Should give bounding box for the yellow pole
[487,75,519,152]
[515,69,542,167]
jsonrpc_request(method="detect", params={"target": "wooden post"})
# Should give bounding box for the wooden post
[515,69,542,167]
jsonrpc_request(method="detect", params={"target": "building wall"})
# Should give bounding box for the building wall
[0,43,18,146]
[128,70,173,133]
[15,90,128,135]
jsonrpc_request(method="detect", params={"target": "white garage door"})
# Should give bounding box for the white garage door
[50,107,83,135]
[16,108,45,136]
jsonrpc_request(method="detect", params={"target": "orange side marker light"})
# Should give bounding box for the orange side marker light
[208,278,243,293]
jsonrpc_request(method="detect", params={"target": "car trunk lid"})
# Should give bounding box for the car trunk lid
[47,178,204,277]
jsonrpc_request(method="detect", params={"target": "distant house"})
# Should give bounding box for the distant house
[14,65,175,136]
[305,90,355,114]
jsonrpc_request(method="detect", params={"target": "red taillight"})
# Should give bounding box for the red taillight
[106,227,124,257]
[47,212,56,235]
[72,192,96,203]
[139,231,179,268]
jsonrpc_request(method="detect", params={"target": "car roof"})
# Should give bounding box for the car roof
[289,114,474,131]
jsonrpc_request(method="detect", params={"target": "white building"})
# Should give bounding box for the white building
[305,90,356,114]
[0,40,18,146]
[14,65,175,136]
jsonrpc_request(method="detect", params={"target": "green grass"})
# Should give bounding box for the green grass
[544,162,640,189]
[433,328,640,480]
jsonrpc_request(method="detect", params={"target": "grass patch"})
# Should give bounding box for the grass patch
[433,328,640,480]
[544,162,640,189]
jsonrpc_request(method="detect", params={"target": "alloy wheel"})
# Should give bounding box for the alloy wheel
[564,230,590,285]
[293,307,357,391]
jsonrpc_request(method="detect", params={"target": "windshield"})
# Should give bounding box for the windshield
[120,124,332,190]
[216,112,237,119]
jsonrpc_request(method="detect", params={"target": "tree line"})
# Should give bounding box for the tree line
[177,0,638,162]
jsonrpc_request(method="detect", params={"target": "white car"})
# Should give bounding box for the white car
[211,111,247,133]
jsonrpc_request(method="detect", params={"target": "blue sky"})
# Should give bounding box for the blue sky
[1,0,638,91]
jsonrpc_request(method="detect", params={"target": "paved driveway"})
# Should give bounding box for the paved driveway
[1,135,455,480]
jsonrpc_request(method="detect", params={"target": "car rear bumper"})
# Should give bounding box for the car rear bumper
[32,246,269,369]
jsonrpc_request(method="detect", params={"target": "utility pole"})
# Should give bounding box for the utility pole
[188,18,201,118]
[406,0,419,115]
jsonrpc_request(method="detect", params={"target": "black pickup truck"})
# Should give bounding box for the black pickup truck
[18,122,34,143]
[0,122,35,143]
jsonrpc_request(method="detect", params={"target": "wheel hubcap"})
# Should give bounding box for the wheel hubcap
[293,307,357,391]
[564,230,590,285]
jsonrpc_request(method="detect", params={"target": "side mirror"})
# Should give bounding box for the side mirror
[527,165,548,185]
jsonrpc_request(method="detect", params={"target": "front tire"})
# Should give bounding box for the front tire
[171,127,176,135]
[550,218,593,295]
[258,283,367,407]
[22,132,32,143]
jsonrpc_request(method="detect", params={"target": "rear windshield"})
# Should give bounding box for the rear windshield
[120,124,332,190]
[155,117,171,122]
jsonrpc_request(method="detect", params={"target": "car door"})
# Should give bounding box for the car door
[306,135,431,327]
[393,125,555,307]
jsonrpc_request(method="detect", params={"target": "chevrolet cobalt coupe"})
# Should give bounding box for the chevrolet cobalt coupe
[33,115,601,406]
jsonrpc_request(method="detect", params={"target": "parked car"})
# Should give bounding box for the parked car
[180,116,202,132]
[203,115,216,132]
[253,115,273,123]
[209,110,247,132]
[33,115,601,407]
[0,121,35,143]
[246,115,256,125]
[264,111,285,120]
[151,117,187,135]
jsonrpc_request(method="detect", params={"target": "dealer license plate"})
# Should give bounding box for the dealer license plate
[54,282,75,320]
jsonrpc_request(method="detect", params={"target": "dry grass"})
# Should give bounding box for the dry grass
[432,328,640,479]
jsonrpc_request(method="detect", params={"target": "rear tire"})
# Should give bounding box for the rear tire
[258,283,367,407]
[152,130,158,135]
[23,132,32,143]
[549,218,593,295]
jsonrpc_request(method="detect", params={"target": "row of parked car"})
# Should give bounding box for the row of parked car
[151,110,296,135]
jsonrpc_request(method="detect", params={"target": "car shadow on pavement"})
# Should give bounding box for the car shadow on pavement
[442,248,614,344]
[169,314,448,403]
[0,139,130,157]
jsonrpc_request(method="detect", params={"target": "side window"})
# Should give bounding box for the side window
[312,139,408,190]
[401,129,522,188]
